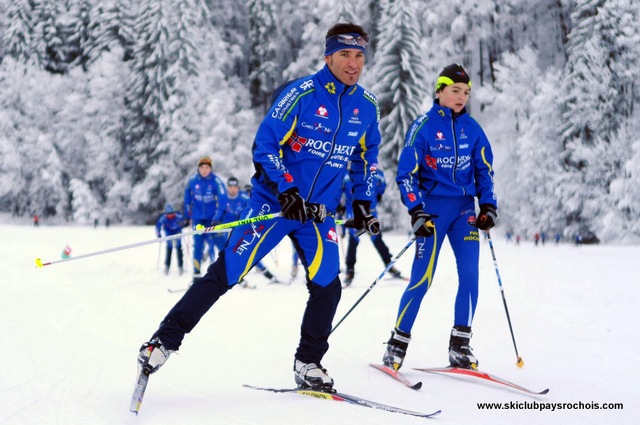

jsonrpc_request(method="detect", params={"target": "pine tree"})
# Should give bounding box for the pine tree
[560,0,640,240]
[367,0,428,227]
[2,0,37,64]
[371,0,427,167]
[247,0,281,111]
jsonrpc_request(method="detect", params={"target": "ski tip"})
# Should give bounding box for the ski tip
[410,381,423,390]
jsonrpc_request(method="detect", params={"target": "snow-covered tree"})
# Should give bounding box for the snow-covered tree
[559,0,640,241]
[247,0,282,111]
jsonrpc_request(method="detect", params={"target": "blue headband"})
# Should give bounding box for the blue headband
[324,33,368,56]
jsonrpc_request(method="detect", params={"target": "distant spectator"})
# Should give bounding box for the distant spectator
[33,214,39,227]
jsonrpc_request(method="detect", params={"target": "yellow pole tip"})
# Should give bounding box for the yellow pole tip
[35,258,43,268]
[516,358,524,368]
[196,224,205,231]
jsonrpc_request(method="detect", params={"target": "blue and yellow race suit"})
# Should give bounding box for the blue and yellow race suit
[154,65,380,365]
[183,172,227,273]
[394,100,497,333]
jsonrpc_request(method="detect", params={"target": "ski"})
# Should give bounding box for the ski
[167,287,188,293]
[243,384,440,418]
[414,366,549,395]
[369,363,422,390]
[129,368,151,415]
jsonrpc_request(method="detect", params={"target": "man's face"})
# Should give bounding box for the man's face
[198,164,212,177]
[437,83,470,113]
[324,48,365,86]
[227,185,238,197]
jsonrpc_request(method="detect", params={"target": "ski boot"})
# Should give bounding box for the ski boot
[388,266,403,279]
[343,270,354,287]
[448,325,479,369]
[293,359,334,392]
[382,328,411,370]
[138,338,174,375]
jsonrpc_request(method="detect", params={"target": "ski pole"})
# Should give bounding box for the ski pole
[156,239,162,270]
[330,236,416,334]
[35,213,283,268]
[486,231,524,368]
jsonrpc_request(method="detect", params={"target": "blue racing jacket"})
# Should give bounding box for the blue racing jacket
[397,100,497,211]
[342,169,386,217]
[155,212,185,237]
[183,172,227,221]
[250,64,381,213]
[221,190,251,223]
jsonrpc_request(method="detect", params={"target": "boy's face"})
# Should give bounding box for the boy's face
[324,48,365,86]
[198,164,211,178]
[437,83,470,113]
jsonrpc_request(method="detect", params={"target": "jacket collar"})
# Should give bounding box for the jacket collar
[433,98,467,119]
[317,65,352,95]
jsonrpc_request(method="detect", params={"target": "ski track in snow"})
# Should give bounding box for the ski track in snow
[0,221,638,424]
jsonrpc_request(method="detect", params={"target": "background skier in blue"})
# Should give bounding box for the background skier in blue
[382,64,497,372]
[138,23,382,392]
[213,176,279,284]
[155,204,185,275]
[341,168,403,286]
[183,156,227,281]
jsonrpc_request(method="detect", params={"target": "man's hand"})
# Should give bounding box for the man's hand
[345,200,380,236]
[306,203,327,223]
[277,188,307,223]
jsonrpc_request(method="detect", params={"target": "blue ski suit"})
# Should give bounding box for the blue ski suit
[212,189,271,274]
[342,170,393,271]
[183,172,227,273]
[156,211,185,270]
[394,100,497,332]
[152,65,380,366]
[155,212,185,248]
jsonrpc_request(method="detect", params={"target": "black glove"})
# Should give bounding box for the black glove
[277,188,307,223]
[410,207,435,238]
[210,218,222,226]
[306,203,327,223]
[476,204,497,231]
[346,200,380,236]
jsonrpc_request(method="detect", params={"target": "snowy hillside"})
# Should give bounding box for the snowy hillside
[0,221,638,424]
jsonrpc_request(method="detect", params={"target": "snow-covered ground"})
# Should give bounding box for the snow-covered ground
[1,219,638,424]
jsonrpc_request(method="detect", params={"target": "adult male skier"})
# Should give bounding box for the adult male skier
[137,22,381,392]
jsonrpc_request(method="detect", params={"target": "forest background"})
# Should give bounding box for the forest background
[1,0,639,243]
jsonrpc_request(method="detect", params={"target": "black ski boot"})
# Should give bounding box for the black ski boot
[382,328,411,370]
[448,325,478,369]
